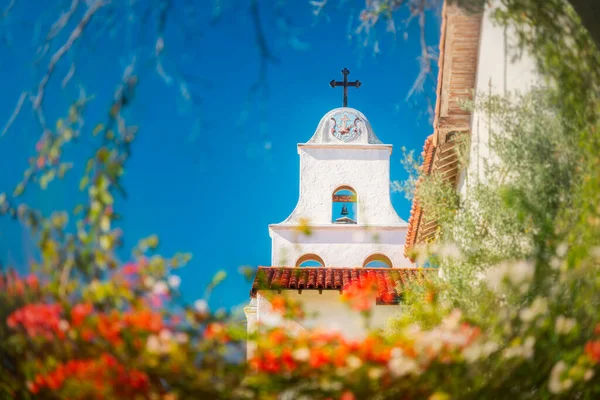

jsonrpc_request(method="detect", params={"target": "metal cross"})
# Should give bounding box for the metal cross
[330,68,361,107]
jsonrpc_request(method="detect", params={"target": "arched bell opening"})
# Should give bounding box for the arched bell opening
[295,254,325,268]
[363,253,393,268]
[332,185,357,224]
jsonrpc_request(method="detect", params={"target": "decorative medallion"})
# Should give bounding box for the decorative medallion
[330,111,362,142]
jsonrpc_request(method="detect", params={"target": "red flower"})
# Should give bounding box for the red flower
[7,303,63,339]
[585,340,600,363]
[36,156,45,169]
[71,303,93,327]
[204,322,229,342]
[280,349,296,372]
[28,355,150,397]
[121,262,139,275]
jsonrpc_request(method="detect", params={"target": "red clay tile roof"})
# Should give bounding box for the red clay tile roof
[404,135,436,257]
[250,267,436,305]
[404,3,482,260]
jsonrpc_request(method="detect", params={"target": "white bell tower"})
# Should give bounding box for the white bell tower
[269,107,413,269]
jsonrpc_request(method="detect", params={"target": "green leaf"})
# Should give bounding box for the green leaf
[146,234,159,249]
[13,182,25,197]
[79,176,88,191]
[92,123,104,136]
[209,270,227,289]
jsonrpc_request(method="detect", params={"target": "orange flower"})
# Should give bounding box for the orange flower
[97,312,124,346]
[341,275,378,312]
[268,328,287,345]
[309,348,329,369]
[124,309,163,332]
[340,392,356,400]
[270,295,286,313]
[204,322,229,342]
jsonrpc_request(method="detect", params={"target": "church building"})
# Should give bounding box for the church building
[245,69,431,349]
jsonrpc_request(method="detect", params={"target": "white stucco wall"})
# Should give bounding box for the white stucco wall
[457,1,540,196]
[270,225,413,268]
[282,145,404,226]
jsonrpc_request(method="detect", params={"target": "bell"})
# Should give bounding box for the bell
[340,204,349,216]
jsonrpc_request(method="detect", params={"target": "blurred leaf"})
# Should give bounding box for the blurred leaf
[13,183,25,197]
[208,270,227,290]
[92,123,104,136]
[146,234,159,249]
[238,265,257,282]
[79,176,88,191]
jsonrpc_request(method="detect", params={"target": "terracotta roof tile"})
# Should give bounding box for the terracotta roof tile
[251,267,436,305]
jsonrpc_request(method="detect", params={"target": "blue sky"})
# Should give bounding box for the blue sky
[0,1,441,310]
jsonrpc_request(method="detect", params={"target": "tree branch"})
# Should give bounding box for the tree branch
[0,92,27,138]
[33,0,105,111]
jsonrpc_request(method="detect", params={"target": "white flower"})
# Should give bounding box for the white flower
[388,356,418,377]
[463,341,499,363]
[434,243,463,260]
[194,299,208,313]
[292,348,310,362]
[556,243,568,257]
[519,297,548,323]
[441,309,462,331]
[175,332,189,344]
[523,336,536,359]
[143,276,156,288]
[152,280,169,295]
[549,256,562,270]
[146,335,160,354]
[320,379,342,391]
[510,261,535,287]
[486,261,534,294]
[168,275,181,289]
[549,361,567,394]
[503,336,535,360]
[159,329,172,342]
[390,347,404,359]
[58,320,70,332]
[261,312,283,328]
[346,355,362,370]
[584,369,595,381]
[555,316,576,335]
[368,367,384,380]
